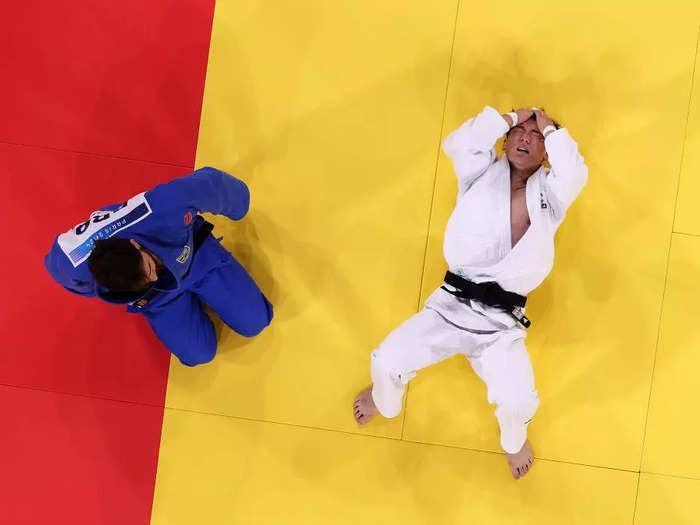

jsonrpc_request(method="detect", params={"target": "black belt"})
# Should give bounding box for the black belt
[132,220,214,310]
[181,220,214,279]
[441,271,531,328]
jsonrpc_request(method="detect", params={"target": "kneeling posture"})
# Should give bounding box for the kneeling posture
[45,167,273,366]
[354,107,587,479]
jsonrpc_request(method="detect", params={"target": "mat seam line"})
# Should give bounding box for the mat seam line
[0,139,194,169]
[671,25,700,234]
[631,474,641,525]
[163,404,664,477]
[672,230,700,238]
[188,0,218,171]
[401,0,461,442]
[639,470,700,482]
[634,24,700,521]
[151,4,218,518]
[0,381,166,409]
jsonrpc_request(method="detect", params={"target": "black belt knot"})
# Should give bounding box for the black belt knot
[441,271,531,328]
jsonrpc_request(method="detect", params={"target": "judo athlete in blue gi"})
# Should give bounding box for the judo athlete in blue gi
[44,167,273,366]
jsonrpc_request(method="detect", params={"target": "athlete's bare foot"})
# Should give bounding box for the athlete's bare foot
[353,387,378,425]
[506,440,534,479]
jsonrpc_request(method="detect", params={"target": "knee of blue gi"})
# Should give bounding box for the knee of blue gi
[236,295,274,338]
[176,341,217,367]
[174,335,218,367]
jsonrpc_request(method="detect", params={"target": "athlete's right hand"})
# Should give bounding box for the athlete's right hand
[513,108,534,126]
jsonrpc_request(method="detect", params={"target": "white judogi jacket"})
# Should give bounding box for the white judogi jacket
[425,106,588,331]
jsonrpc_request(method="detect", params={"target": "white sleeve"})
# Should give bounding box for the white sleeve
[442,105,509,197]
[543,128,589,220]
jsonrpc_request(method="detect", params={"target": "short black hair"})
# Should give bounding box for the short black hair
[87,237,148,291]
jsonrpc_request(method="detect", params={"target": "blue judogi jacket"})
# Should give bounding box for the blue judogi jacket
[44,167,249,304]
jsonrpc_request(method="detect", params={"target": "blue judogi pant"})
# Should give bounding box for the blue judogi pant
[131,235,273,366]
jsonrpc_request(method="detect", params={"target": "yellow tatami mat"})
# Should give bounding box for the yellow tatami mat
[643,234,700,478]
[675,32,700,235]
[151,409,637,525]
[152,1,700,523]
[164,0,458,439]
[635,473,700,525]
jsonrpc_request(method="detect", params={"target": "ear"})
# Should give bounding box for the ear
[129,239,141,250]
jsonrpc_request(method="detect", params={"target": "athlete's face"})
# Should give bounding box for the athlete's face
[503,117,547,171]
[129,240,159,284]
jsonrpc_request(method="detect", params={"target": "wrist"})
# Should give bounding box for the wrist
[542,124,556,138]
[503,112,518,128]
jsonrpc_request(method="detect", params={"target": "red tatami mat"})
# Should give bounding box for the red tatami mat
[0,385,164,525]
[0,2,216,523]
[0,0,215,166]
[0,142,189,404]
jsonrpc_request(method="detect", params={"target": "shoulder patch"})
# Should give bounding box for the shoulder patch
[176,245,191,264]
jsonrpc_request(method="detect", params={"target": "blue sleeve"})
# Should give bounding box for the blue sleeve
[44,238,97,297]
[150,167,251,221]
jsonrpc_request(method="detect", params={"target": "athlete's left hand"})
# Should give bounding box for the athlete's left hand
[533,109,554,134]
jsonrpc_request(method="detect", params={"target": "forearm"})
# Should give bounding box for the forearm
[44,248,97,297]
[544,129,588,213]
[443,106,508,195]
[443,106,509,157]
[149,168,250,221]
[502,113,516,128]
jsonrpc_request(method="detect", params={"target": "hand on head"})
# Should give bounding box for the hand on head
[514,108,534,125]
[504,107,550,170]
[532,108,554,134]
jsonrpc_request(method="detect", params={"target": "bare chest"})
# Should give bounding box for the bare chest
[510,186,530,247]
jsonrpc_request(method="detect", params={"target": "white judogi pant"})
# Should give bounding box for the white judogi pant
[370,305,539,454]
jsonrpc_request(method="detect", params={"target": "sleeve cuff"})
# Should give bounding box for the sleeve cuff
[544,127,571,148]
[471,105,509,149]
[483,105,511,135]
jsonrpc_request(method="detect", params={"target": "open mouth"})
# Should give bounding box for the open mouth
[516,146,529,154]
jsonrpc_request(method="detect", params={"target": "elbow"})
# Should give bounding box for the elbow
[233,179,250,220]
[43,249,65,286]
[442,123,472,159]
[206,169,250,220]
[574,163,589,192]
[43,251,54,276]
[441,134,458,159]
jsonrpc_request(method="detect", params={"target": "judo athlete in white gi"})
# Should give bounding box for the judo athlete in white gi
[353,107,588,479]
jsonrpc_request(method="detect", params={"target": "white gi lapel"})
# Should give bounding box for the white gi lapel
[499,155,513,260]
[490,164,545,273]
